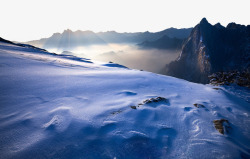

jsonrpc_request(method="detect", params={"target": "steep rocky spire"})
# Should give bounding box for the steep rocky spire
[200,18,209,25]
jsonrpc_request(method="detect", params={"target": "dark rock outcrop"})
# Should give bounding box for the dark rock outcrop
[130,106,137,109]
[209,71,250,88]
[142,97,167,104]
[213,119,230,134]
[130,97,168,109]
[193,103,205,108]
[165,18,250,84]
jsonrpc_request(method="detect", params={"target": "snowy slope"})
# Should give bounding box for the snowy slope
[0,42,250,159]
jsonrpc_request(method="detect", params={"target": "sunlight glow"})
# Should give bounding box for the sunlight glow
[0,0,249,41]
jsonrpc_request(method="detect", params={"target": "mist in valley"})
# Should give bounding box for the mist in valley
[47,43,180,74]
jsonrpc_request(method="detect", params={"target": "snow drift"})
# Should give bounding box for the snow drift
[0,41,249,159]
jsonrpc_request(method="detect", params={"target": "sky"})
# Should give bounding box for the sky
[1,0,249,42]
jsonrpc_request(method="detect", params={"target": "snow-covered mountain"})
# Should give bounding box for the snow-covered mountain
[0,38,250,159]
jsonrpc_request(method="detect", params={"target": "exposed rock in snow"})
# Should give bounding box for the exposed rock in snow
[213,119,230,134]
[209,71,250,88]
[130,106,137,109]
[142,97,167,104]
[130,97,169,109]
[193,103,206,108]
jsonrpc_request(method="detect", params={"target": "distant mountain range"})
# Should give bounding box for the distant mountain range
[3,18,250,86]
[138,35,185,50]
[24,28,192,51]
[165,18,250,84]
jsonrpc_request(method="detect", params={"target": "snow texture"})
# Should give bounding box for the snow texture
[0,42,250,159]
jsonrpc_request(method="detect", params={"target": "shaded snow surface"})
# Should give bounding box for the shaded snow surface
[0,42,250,159]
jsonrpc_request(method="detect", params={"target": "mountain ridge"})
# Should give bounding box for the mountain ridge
[24,28,192,50]
[165,18,250,84]
[138,35,185,50]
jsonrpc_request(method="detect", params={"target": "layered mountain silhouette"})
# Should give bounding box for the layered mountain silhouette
[138,35,185,50]
[6,18,250,86]
[29,29,107,50]
[165,18,250,84]
[25,28,192,51]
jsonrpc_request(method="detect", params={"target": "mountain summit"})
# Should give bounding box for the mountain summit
[166,18,250,83]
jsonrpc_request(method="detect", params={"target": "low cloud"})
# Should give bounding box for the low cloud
[48,43,180,74]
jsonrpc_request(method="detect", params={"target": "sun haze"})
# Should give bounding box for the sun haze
[1,0,249,41]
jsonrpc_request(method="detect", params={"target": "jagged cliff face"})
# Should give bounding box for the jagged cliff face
[166,18,250,84]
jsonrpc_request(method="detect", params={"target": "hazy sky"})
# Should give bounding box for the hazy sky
[1,0,249,42]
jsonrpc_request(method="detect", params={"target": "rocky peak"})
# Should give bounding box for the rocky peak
[226,23,245,29]
[200,17,209,25]
[214,23,224,29]
[61,29,73,36]
[63,29,73,33]
[166,18,250,84]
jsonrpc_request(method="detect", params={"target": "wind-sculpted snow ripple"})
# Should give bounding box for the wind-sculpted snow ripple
[0,42,250,159]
